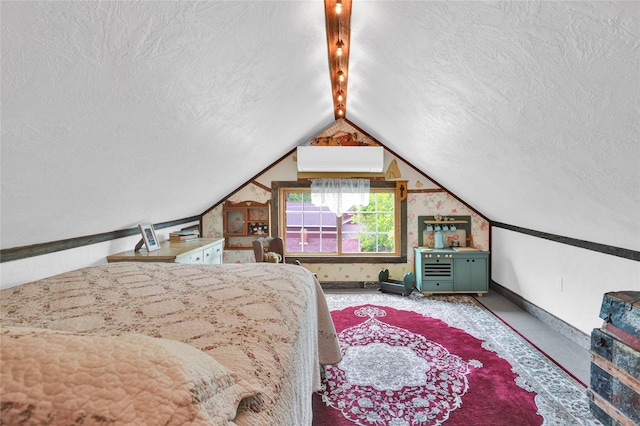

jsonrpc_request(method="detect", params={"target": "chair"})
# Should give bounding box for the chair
[252,240,265,262]
[253,237,285,263]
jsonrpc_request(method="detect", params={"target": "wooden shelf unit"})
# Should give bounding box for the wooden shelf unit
[222,200,271,250]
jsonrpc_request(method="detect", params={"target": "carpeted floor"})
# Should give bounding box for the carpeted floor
[313,292,601,425]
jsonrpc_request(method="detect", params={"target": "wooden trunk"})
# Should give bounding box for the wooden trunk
[589,291,640,426]
[598,291,640,337]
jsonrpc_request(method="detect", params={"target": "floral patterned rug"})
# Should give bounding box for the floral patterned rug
[312,293,601,426]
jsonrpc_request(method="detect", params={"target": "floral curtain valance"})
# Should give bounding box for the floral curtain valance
[310,178,370,216]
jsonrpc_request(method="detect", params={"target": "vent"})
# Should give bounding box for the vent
[296,146,384,173]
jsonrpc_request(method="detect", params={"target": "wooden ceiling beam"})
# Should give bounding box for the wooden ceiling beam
[324,0,352,120]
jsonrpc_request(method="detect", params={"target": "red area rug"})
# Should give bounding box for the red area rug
[312,294,598,426]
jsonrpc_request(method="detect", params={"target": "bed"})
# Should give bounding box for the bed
[0,262,341,425]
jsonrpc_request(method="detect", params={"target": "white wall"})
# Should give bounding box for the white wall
[0,223,197,290]
[491,228,640,335]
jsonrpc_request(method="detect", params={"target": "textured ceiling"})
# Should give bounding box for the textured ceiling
[1,1,332,248]
[1,1,639,251]
[351,1,639,250]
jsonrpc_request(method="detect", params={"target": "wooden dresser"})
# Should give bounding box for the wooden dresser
[107,238,224,264]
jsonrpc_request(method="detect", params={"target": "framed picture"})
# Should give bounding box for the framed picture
[138,223,161,252]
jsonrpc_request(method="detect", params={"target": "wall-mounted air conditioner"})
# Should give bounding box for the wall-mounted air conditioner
[296,146,384,172]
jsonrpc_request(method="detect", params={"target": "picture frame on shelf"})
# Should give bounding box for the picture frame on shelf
[138,223,160,252]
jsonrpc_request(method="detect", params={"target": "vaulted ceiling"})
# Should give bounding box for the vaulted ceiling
[1,1,638,251]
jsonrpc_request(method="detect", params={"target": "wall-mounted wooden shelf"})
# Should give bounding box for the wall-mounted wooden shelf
[423,220,468,224]
[223,200,270,250]
[418,215,472,248]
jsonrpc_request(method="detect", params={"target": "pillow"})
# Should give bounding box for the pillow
[263,251,282,263]
[0,326,262,425]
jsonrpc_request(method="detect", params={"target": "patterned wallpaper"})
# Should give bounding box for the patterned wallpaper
[202,177,490,281]
[202,120,489,281]
[305,191,488,283]
[201,184,272,265]
[309,120,379,146]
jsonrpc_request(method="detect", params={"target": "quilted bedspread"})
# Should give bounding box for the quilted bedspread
[0,262,342,425]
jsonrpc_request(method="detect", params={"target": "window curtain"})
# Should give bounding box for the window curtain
[310,178,370,216]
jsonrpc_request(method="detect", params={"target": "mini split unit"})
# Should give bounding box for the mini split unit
[296,146,384,173]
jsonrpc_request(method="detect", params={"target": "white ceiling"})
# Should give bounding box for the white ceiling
[1,1,639,251]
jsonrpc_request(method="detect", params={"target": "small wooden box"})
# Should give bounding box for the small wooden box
[588,291,640,426]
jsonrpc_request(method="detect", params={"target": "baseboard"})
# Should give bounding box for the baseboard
[320,281,379,290]
[490,281,591,350]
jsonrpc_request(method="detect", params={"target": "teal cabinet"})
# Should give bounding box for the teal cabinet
[453,253,488,293]
[414,249,454,293]
[414,248,489,296]
[421,279,455,292]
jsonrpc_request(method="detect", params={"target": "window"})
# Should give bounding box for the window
[343,192,395,254]
[274,182,406,262]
